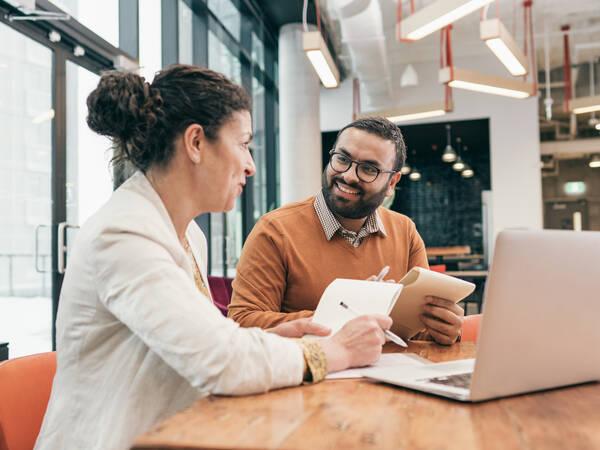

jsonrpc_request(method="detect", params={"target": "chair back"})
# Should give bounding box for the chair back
[462,314,482,343]
[0,352,56,450]
[207,276,233,316]
[429,264,447,273]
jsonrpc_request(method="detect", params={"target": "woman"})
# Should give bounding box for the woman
[34,65,392,450]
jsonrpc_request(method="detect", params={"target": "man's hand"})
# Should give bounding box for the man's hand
[420,296,464,345]
[267,317,331,338]
[366,275,396,283]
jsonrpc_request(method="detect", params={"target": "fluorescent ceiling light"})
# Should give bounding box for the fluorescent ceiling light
[400,0,494,41]
[360,101,452,124]
[480,19,528,76]
[590,155,600,168]
[439,67,534,99]
[596,123,600,131]
[570,95,600,114]
[303,31,340,89]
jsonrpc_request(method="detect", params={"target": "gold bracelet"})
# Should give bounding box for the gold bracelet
[300,339,328,383]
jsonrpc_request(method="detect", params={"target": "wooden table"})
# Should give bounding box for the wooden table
[426,246,472,257]
[132,342,600,450]
[445,270,488,278]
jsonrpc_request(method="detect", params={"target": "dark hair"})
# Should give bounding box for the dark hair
[333,117,407,170]
[86,64,251,172]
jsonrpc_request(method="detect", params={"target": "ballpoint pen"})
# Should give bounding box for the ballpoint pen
[374,265,390,282]
[339,301,408,348]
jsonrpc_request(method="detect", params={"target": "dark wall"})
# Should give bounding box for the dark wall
[322,118,491,253]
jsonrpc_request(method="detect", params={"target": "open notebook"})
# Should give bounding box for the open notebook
[311,268,475,340]
[311,279,403,335]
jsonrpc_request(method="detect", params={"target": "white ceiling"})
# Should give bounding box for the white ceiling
[326,0,600,109]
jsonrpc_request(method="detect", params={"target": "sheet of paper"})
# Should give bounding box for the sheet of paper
[311,278,403,335]
[325,352,429,380]
[365,358,476,383]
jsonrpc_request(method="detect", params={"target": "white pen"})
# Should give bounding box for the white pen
[374,265,390,282]
[339,301,408,348]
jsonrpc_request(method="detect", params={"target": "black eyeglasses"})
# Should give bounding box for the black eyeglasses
[328,150,398,183]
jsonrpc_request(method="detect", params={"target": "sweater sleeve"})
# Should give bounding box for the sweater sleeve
[228,218,313,328]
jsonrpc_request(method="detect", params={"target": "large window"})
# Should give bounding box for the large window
[0,0,137,358]
[139,0,162,82]
[0,23,53,358]
[192,1,279,275]
[178,0,194,65]
[207,0,240,41]
[208,29,242,83]
[252,75,267,220]
[50,0,119,47]
[65,62,113,227]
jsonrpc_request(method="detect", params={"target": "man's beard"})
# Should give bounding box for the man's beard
[321,170,389,220]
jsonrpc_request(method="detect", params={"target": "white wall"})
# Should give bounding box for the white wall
[320,75,354,132]
[320,54,543,254]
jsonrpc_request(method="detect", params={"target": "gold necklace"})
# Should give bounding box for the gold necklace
[183,237,213,302]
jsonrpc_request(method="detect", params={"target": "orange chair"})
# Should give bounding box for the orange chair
[429,264,447,273]
[461,314,482,343]
[0,352,56,450]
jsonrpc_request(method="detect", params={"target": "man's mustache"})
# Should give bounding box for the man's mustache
[330,176,364,195]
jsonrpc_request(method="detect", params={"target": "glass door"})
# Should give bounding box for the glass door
[0,27,115,359]
[63,61,113,261]
[0,22,54,358]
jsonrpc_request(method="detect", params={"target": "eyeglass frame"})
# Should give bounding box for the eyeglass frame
[328,149,399,183]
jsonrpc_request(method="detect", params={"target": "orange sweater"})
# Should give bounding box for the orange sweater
[228,196,429,328]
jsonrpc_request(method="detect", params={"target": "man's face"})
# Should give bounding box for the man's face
[322,127,401,219]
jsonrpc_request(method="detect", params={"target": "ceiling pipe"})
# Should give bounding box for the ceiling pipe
[327,0,392,108]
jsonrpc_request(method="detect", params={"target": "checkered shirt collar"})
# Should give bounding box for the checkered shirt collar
[313,190,387,242]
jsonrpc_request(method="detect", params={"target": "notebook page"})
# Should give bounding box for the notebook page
[311,278,403,335]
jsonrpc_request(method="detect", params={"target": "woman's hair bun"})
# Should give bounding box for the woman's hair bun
[86,71,151,141]
[87,64,250,174]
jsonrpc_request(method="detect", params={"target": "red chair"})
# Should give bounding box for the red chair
[462,314,482,343]
[222,277,233,300]
[207,276,234,316]
[430,264,447,273]
[0,352,56,450]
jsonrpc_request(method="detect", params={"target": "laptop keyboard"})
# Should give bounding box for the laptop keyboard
[424,372,472,389]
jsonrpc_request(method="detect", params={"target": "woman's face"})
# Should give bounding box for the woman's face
[202,110,255,212]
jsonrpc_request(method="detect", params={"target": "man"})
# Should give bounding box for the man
[228,117,463,344]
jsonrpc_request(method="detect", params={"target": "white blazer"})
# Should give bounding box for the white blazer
[35,172,303,450]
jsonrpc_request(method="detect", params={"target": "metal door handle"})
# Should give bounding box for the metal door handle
[57,222,80,274]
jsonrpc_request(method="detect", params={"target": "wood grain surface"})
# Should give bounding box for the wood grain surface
[132,342,600,450]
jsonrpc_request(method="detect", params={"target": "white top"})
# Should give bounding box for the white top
[35,172,304,450]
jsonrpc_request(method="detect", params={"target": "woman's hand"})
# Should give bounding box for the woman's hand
[320,314,392,373]
[267,317,331,338]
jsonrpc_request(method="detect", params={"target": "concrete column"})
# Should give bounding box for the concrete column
[278,24,322,204]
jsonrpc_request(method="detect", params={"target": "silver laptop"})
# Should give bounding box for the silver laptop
[366,229,600,402]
